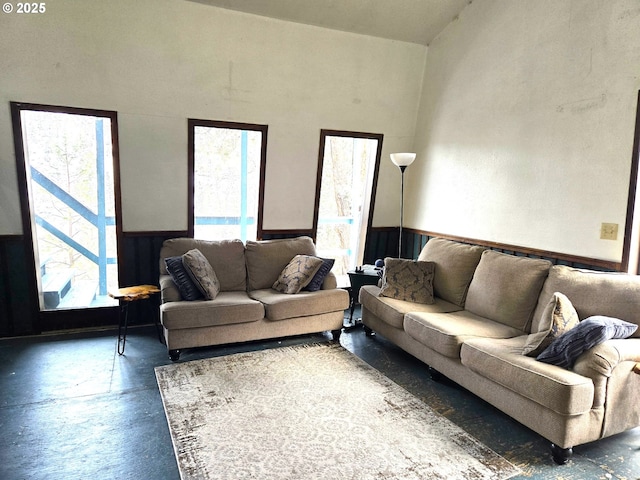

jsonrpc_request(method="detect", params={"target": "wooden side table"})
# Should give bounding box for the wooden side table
[109,284,161,355]
[345,266,381,330]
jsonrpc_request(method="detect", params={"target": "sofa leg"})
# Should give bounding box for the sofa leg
[428,366,443,381]
[364,325,374,336]
[331,329,342,341]
[550,444,573,465]
[168,349,181,362]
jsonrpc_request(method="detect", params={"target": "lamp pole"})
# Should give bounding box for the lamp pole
[390,153,416,259]
[399,165,406,258]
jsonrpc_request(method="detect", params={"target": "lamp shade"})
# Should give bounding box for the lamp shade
[390,153,416,167]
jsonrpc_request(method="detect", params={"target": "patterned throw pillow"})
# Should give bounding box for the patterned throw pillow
[537,316,638,369]
[164,256,203,301]
[303,257,335,292]
[378,258,435,304]
[182,249,221,300]
[273,255,324,294]
[523,292,579,356]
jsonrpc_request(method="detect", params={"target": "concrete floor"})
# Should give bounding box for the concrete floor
[1,314,639,480]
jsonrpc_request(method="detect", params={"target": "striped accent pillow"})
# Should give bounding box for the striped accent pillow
[303,257,335,292]
[165,256,203,301]
[537,316,638,369]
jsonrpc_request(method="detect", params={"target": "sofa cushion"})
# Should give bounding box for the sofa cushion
[182,249,221,300]
[523,292,579,356]
[359,285,462,329]
[272,255,323,294]
[160,238,247,292]
[160,291,264,329]
[465,250,551,332]
[531,265,640,338]
[249,288,349,321]
[537,316,638,369]
[461,336,594,415]
[417,238,485,307]
[404,310,523,359]
[164,256,203,301]
[379,258,435,304]
[303,257,335,292]
[245,237,317,291]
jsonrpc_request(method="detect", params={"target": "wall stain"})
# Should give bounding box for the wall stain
[618,8,640,21]
[556,93,607,114]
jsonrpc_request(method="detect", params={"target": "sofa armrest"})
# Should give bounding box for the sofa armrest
[573,338,640,378]
[160,274,181,303]
[321,271,338,290]
[572,338,640,409]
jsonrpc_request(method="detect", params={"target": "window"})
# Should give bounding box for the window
[188,120,267,242]
[313,130,383,286]
[11,102,122,312]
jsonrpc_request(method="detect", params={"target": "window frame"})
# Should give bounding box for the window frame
[312,129,384,257]
[10,101,124,330]
[187,119,268,240]
[623,90,640,273]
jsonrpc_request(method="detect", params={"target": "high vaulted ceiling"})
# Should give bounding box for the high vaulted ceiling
[187,0,471,45]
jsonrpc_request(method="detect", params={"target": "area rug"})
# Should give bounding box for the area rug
[155,343,521,480]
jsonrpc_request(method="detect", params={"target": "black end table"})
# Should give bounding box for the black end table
[345,266,381,330]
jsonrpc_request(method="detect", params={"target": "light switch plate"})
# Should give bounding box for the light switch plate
[600,223,618,241]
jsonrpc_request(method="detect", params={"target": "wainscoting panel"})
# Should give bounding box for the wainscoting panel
[403,229,620,272]
[0,228,620,338]
[261,230,314,240]
[0,235,38,336]
[363,227,400,264]
[121,232,187,327]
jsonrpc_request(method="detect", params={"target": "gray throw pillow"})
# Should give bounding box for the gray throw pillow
[273,255,323,294]
[182,249,221,300]
[537,316,638,369]
[379,258,435,304]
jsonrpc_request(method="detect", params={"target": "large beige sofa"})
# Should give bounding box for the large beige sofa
[360,238,640,464]
[159,236,349,361]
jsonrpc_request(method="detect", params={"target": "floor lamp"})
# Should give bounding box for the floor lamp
[390,153,416,258]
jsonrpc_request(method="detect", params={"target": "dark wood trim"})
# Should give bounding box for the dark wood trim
[311,132,327,242]
[9,102,118,120]
[257,125,268,238]
[319,129,385,141]
[39,307,118,332]
[123,230,188,238]
[187,118,268,240]
[405,228,622,271]
[368,226,398,232]
[312,129,384,243]
[187,119,196,238]
[626,90,640,273]
[0,234,24,241]
[367,135,384,239]
[0,239,15,334]
[261,229,315,238]
[110,111,125,288]
[10,102,43,332]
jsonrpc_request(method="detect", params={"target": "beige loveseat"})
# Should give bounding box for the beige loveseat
[360,238,640,464]
[159,236,349,361]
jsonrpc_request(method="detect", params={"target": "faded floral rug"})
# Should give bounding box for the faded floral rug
[155,343,521,480]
